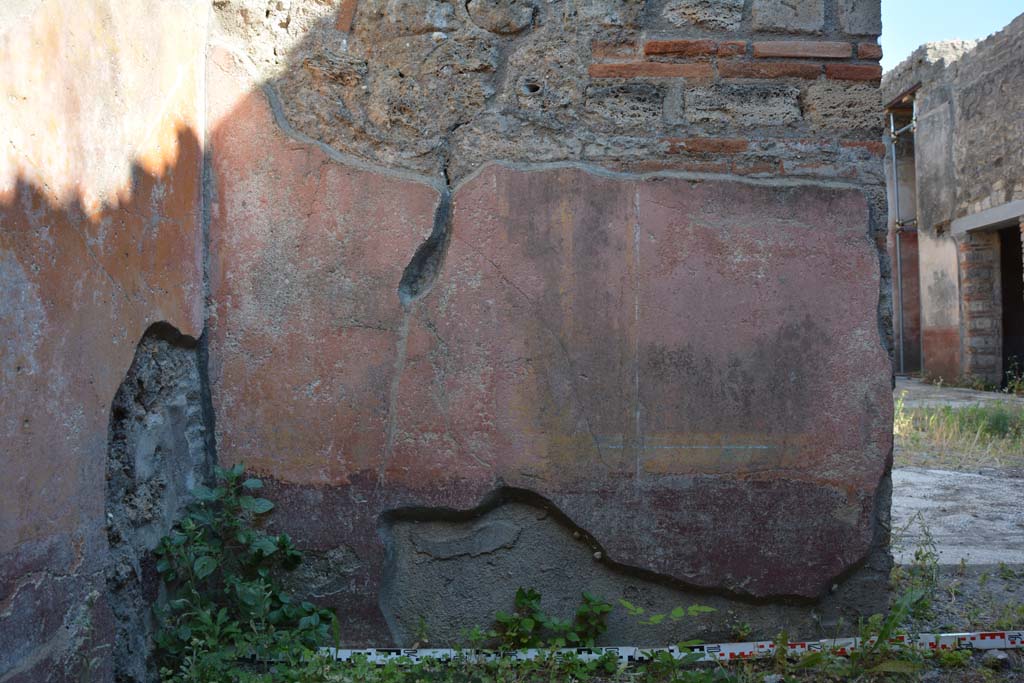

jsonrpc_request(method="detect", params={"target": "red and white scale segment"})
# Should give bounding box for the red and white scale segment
[320,631,1023,666]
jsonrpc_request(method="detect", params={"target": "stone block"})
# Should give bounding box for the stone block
[584,83,666,131]
[684,83,802,126]
[752,0,824,34]
[467,0,535,34]
[804,81,882,131]
[838,0,881,36]
[660,0,745,31]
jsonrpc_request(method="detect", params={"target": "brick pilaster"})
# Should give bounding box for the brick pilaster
[958,231,1003,383]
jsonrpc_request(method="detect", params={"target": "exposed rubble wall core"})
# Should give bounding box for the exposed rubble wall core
[3,0,890,676]
[105,323,214,683]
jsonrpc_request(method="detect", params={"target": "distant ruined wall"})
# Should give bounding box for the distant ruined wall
[2,0,891,678]
[883,13,1024,382]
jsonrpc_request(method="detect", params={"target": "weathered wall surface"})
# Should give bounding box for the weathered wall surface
[0,1,207,679]
[208,0,892,645]
[883,14,1024,382]
[2,0,891,674]
[917,230,961,379]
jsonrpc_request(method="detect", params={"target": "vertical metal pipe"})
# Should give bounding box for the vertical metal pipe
[896,229,905,374]
[890,111,906,373]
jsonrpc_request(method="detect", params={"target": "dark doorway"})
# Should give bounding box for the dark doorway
[999,226,1024,385]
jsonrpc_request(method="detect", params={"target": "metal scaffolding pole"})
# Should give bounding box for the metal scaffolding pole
[889,100,918,374]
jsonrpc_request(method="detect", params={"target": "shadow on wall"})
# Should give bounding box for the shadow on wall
[0,6,475,665]
[0,125,206,682]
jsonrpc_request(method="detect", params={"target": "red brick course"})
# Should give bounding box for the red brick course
[732,160,784,175]
[665,137,750,154]
[644,39,717,57]
[720,61,821,79]
[840,140,886,157]
[718,41,748,57]
[857,43,883,60]
[335,0,358,32]
[752,41,852,59]
[591,40,638,60]
[825,63,882,81]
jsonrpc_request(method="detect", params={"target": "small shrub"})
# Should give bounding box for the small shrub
[483,587,613,649]
[153,463,336,682]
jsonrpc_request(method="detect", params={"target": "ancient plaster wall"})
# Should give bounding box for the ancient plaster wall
[1,0,892,675]
[882,13,1024,382]
[0,1,207,680]
[208,0,892,646]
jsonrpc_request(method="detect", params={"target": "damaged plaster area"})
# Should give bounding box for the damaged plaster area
[105,323,214,682]
[380,489,894,646]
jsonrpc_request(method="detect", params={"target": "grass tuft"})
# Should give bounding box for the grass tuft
[894,392,1024,470]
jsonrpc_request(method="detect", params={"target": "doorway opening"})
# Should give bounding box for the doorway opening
[999,225,1024,386]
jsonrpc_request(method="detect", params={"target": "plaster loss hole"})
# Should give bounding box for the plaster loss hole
[104,322,214,683]
[521,80,542,95]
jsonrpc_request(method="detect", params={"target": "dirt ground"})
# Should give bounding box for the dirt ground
[893,377,1024,565]
[891,375,1024,664]
[895,377,1024,410]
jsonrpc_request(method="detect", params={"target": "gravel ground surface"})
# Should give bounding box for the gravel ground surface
[896,377,1024,409]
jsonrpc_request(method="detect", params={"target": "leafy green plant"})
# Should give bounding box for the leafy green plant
[729,620,753,643]
[619,599,716,627]
[153,463,336,682]
[998,562,1019,582]
[485,587,613,649]
[1005,356,1024,395]
[994,601,1024,630]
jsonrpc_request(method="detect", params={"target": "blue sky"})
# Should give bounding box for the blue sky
[881,1,1022,72]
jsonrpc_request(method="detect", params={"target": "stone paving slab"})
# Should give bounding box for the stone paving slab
[892,467,1024,565]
